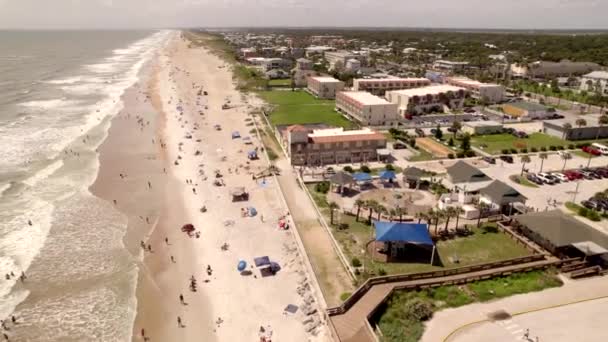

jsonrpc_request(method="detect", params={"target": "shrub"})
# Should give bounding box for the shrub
[385,164,395,171]
[578,207,589,217]
[482,224,499,233]
[510,148,517,154]
[409,138,417,148]
[378,268,387,276]
[465,150,476,157]
[540,146,547,152]
[520,148,528,153]
[403,298,434,321]
[447,153,455,159]
[549,145,557,151]
[448,137,454,146]
[360,165,371,173]
[456,152,465,158]
[557,145,565,150]
[343,166,354,173]
[568,144,575,149]
[340,292,352,301]
[587,210,601,221]
[351,257,362,268]
[315,181,330,194]
[531,147,538,152]
[338,223,349,230]
[501,149,509,154]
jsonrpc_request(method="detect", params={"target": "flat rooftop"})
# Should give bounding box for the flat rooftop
[388,85,465,97]
[464,120,503,127]
[309,127,378,138]
[309,76,342,83]
[309,127,386,143]
[355,77,430,83]
[505,101,549,111]
[339,91,393,105]
[448,77,501,87]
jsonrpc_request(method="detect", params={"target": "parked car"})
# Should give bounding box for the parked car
[393,142,407,150]
[537,172,558,184]
[415,128,425,137]
[526,173,544,185]
[582,146,602,156]
[482,156,496,164]
[551,114,565,119]
[594,168,608,178]
[582,168,602,179]
[582,200,602,211]
[499,155,514,163]
[564,170,583,180]
[464,107,475,113]
[550,172,569,182]
[578,169,596,179]
[325,167,336,175]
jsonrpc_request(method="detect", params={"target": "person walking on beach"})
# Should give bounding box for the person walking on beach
[165,237,169,245]
[148,181,151,189]
[147,244,152,252]
[3,333,8,341]
[179,294,184,305]
[177,316,183,328]
[170,255,175,263]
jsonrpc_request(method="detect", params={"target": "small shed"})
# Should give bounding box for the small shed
[231,187,249,201]
[232,131,241,139]
[403,167,425,188]
[372,221,436,264]
[248,150,258,160]
[329,171,355,194]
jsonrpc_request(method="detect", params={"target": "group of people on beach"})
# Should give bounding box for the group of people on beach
[1,315,19,341]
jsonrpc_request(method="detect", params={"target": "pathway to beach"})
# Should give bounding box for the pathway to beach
[130,35,329,342]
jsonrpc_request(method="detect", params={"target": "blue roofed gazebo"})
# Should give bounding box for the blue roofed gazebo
[353,172,372,182]
[371,221,437,264]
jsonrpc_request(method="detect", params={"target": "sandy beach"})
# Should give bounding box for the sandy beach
[89,33,329,342]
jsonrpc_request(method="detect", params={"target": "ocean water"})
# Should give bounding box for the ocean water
[0,30,173,340]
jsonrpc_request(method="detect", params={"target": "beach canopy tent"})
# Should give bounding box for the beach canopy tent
[373,221,436,264]
[254,256,280,277]
[230,187,249,201]
[353,172,372,182]
[237,260,247,271]
[247,206,257,216]
[232,131,241,139]
[254,256,271,267]
[248,150,258,159]
[329,171,354,186]
[379,170,397,180]
[243,136,253,144]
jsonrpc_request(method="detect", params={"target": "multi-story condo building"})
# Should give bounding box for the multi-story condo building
[336,91,399,126]
[446,77,505,104]
[580,71,608,96]
[306,76,344,99]
[386,85,468,117]
[282,126,387,166]
[353,77,431,96]
[432,60,469,72]
[324,50,367,70]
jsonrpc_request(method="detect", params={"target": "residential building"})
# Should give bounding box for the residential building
[479,180,526,214]
[502,101,553,120]
[261,58,291,71]
[292,58,316,87]
[446,77,505,103]
[324,50,367,70]
[296,58,313,71]
[432,60,469,72]
[462,121,504,135]
[511,60,600,79]
[580,71,608,96]
[239,47,257,58]
[425,70,447,83]
[385,85,467,117]
[280,125,387,166]
[305,45,335,57]
[307,76,344,99]
[335,91,399,126]
[543,116,608,141]
[438,160,493,218]
[345,59,361,73]
[353,77,431,96]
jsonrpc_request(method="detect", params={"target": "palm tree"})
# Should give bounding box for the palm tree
[477,202,489,228]
[560,151,572,171]
[596,114,608,140]
[328,202,339,225]
[538,152,548,172]
[354,199,365,222]
[519,155,531,176]
[366,200,378,223]
[561,122,572,139]
[575,118,587,128]
[453,206,465,230]
[444,207,456,234]
[414,211,424,224]
[376,205,387,221]
[395,207,407,222]
[430,209,442,235]
[388,208,397,221]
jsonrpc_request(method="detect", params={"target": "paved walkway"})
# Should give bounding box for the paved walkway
[329,259,556,342]
[425,275,608,342]
[275,158,353,306]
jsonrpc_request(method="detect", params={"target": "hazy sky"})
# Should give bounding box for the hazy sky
[0,0,606,29]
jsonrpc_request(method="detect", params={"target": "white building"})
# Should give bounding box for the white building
[446,77,505,104]
[345,59,361,73]
[305,46,335,57]
[462,121,504,135]
[385,85,468,117]
[580,71,608,96]
[336,91,399,126]
[353,77,431,96]
[306,76,344,99]
[324,50,367,70]
[432,60,469,72]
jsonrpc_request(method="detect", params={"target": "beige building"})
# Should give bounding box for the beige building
[462,120,504,135]
[336,91,399,126]
[307,76,344,99]
[385,85,468,117]
[281,126,387,166]
[324,50,367,70]
[446,77,505,104]
[353,77,431,95]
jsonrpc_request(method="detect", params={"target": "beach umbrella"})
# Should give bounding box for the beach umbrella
[237,260,247,272]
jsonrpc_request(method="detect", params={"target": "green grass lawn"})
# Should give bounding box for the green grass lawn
[258,90,354,128]
[268,78,292,87]
[306,184,531,279]
[573,150,599,159]
[471,133,568,154]
[509,175,539,188]
[375,269,562,342]
[409,148,436,162]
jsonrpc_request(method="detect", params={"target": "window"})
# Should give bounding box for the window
[356,141,363,147]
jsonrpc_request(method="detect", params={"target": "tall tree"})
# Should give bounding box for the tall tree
[366,200,378,223]
[538,152,548,172]
[444,207,456,233]
[454,206,465,230]
[519,155,531,176]
[596,115,608,140]
[460,133,471,152]
[477,202,489,228]
[561,122,572,139]
[575,118,587,128]
[451,121,462,137]
[560,151,572,171]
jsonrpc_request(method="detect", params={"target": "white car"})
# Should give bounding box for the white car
[550,172,569,182]
[537,173,557,184]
